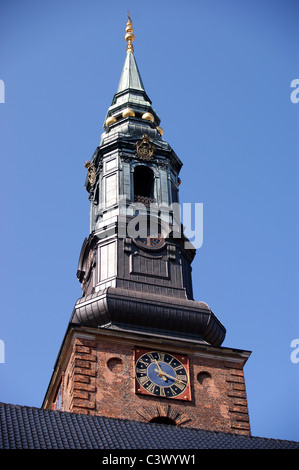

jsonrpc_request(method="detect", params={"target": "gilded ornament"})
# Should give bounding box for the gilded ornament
[125,12,135,53]
[122,108,135,117]
[105,116,117,126]
[142,112,154,123]
[135,135,155,161]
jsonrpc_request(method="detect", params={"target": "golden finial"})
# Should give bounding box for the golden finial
[125,12,135,53]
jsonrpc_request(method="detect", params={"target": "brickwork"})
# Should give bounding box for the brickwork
[55,333,250,435]
[192,357,250,434]
[63,340,97,415]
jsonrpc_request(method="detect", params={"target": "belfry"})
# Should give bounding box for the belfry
[42,15,251,434]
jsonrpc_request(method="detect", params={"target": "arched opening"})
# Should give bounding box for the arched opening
[133,165,155,206]
[149,416,176,426]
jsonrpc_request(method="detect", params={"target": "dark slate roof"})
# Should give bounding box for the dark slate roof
[1,402,298,450]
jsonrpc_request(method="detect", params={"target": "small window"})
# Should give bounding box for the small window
[149,416,176,425]
[133,166,155,206]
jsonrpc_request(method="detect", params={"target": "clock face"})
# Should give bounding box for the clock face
[135,349,191,401]
[135,234,163,248]
[134,225,164,250]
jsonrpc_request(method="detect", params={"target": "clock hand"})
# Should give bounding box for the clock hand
[154,360,166,374]
[154,368,168,381]
[154,370,187,385]
[154,361,167,381]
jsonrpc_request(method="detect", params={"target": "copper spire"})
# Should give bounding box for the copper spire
[125,12,135,53]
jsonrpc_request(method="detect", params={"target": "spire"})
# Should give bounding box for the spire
[116,13,145,94]
[116,51,145,94]
[102,14,162,135]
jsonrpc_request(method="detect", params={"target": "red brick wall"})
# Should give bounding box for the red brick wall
[58,335,250,435]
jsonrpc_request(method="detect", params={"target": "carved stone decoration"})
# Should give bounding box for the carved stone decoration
[136,404,191,426]
[156,160,168,170]
[85,161,97,186]
[120,152,133,163]
[135,134,155,161]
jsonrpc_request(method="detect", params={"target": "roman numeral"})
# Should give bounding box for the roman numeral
[173,364,184,371]
[138,357,150,366]
[177,373,187,382]
[156,352,165,362]
[148,352,165,362]
[138,375,150,386]
[146,382,157,394]
[172,381,186,392]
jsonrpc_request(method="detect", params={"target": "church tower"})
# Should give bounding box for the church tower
[43,16,251,435]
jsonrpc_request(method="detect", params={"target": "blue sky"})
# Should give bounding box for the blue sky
[0,0,298,443]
